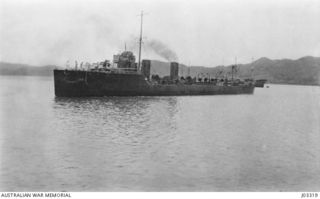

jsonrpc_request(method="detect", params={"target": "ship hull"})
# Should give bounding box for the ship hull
[255,83,265,88]
[254,79,267,88]
[54,70,254,97]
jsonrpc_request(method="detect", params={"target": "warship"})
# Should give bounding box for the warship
[53,12,254,97]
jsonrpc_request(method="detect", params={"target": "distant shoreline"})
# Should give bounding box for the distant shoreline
[0,74,52,77]
[268,82,320,86]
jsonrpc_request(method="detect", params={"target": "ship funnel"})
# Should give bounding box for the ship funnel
[141,60,151,80]
[170,62,179,80]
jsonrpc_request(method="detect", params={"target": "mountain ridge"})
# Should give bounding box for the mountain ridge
[0,62,58,76]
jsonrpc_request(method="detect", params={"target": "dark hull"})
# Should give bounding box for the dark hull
[254,79,267,88]
[255,84,265,88]
[54,70,254,97]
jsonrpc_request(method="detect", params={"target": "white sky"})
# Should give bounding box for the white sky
[0,0,320,66]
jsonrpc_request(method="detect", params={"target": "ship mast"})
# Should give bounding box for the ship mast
[232,57,237,82]
[138,10,144,72]
[251,57,254,79]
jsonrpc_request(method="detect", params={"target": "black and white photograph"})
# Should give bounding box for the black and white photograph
[0,0,319,196]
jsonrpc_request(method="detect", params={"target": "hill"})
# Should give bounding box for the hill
[236,56,320,85]
[0,62,57,76]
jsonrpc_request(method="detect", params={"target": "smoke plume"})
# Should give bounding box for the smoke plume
[145,39,178,62]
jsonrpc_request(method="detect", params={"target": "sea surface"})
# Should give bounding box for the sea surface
[0,76,319,191]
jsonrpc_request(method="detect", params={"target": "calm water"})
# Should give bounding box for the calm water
[0,76,319,191]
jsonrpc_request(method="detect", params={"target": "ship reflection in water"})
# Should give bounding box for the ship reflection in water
[53,96,179,143]
[0,76,320,191]
[51,97,183,191]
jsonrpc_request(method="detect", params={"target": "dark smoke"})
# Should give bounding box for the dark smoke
[146,39,178,62]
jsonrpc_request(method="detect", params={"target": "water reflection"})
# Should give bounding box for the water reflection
[56,96,176,112]
[49,97,182,190]
[54,96,178,115]
[53,96,177,137]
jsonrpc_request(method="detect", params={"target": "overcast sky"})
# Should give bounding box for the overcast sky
[0,0,320,67]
